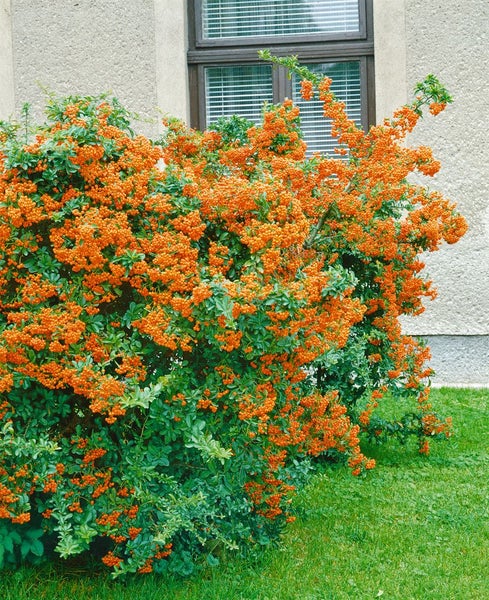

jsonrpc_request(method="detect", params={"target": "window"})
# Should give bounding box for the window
[188,0,374,155]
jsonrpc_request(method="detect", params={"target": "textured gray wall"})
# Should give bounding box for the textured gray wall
[402,0,489,336]
[11,0,159,136]
[0,0,15,119]
[423,336,489,388]
[373,0,407,121]
[154,0,189,124]
[399,0,489,386]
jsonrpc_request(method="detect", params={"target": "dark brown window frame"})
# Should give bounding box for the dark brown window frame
[188,0,375,132]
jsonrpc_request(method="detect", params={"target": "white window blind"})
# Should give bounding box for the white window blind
[292,61,362,156]
[205,64,274,124]
[202,0,360,39]
[205,62,362,157]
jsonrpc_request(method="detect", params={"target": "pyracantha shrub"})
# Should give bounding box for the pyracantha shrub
[0,57,466,576]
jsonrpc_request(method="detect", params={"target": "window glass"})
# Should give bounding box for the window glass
[205,62,362,156]
[292,61,362,155]
[203,0,360,39]
[205,64,274,124]
[190,1,373,156]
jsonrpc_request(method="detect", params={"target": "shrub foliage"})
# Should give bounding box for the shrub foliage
[0,58,466,575]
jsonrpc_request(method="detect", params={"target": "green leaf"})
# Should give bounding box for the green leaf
[29,539,44,557]
[206,553,220,567]
[20,540,31,559]
[2,534,14,554]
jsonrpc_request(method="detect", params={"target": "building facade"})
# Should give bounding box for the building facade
[0,0,487,385]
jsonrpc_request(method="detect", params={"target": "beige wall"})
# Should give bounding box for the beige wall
[3,0,189,133]
[0,0,15,120]
[7,0,165,137]
[373,0,407,121]
[375,0,489,331]
[402,0,489,336]
[154,0,189,125]
[373,0,489,384]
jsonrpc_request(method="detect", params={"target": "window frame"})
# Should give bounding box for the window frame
[194,0,368,47]
[188,0,375,134]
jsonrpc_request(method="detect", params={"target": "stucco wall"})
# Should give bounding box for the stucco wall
[9,0,160,135]
[375,0,488,331]
[154,0,189,125]
[0,0,15,119]
[404,0,489,386]
[374,0,489,385]
[403,0,489,336]
[373,0,407,121]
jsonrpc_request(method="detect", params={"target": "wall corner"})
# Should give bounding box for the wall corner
[0,0,15,120]
[373,0,407,122]
[154,0,190,128]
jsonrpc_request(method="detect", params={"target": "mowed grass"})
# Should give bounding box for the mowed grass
[2,388,488,600]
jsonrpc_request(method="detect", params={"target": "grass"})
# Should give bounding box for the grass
[2,387,488,600]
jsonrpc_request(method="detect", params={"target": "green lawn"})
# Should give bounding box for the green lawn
[2,388,488,600]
